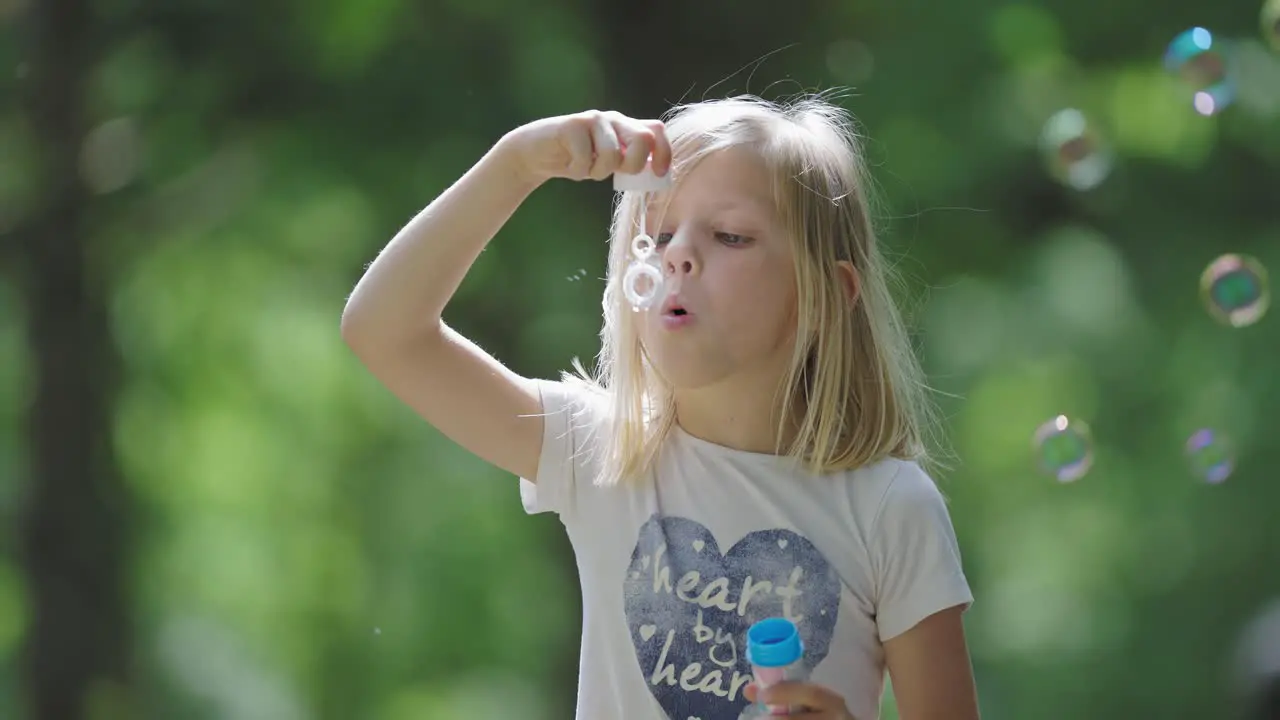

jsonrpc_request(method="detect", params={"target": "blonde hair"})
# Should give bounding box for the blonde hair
[567,93,944,486]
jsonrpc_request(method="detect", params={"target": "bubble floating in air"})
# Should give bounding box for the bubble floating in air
[825,39,876,85]
[1263,0,1280,52]
[1165,27,1236,116]
[1185,429,1235,484]
[1033,415,1094,482]
[1040,109,1111,191]
[1200,253,1270,327]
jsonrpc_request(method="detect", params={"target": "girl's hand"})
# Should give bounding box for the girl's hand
[744,681,858,719]
[501,110,672,186]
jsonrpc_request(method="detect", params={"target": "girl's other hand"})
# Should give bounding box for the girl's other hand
[743,681,858,719]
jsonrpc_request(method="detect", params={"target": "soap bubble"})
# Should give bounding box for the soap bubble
[1040,109,1111,191]
[826,39,876,85]
[1033,415,1094,482]
[1164,27,1236,115]
[1185,429,1235,484]
[1200,253,1270,327]
[1235,601,1280,716]
[1264,0,1280,52]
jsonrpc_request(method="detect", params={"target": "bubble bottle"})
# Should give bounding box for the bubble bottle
[742,617,808,717]
[613,164,672,312]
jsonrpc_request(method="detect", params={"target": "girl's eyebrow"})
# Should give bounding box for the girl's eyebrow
[708,197,773,214]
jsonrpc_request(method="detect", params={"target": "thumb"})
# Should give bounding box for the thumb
[743,683,759,703]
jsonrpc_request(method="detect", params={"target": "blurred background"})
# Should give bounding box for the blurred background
[3,0,1280,717]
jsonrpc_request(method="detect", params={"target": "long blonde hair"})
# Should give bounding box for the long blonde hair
[567,93,944,486]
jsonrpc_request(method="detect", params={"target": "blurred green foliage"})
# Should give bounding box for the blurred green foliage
[3,0,1280,718]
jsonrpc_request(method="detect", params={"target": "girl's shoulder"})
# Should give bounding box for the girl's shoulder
[826,457,950,533]
[833,456,932,500]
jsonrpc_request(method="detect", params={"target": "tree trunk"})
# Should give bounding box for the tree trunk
[15,0,134,717]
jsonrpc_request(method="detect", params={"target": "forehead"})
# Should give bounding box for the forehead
[655,146,777,217]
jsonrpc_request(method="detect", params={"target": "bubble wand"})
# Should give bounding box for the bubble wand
[614,164,672,312]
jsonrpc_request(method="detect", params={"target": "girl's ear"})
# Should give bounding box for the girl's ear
[836,261,861,306]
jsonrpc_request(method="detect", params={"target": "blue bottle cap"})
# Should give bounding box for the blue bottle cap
[746,617,804,668]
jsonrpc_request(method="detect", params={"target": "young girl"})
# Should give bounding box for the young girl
[341,95,980,720]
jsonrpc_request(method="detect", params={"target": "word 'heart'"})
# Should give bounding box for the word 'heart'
[623,515,840,720]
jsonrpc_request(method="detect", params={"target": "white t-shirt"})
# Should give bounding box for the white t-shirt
[520,380,973,720]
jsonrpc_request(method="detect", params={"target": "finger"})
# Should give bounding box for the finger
[614,126,650,174]
[588,112,623,180]
[644,119,672,177]
[614,121,654,175]
[743,683,758,703]
[564,115,596,179]
[759,681,844,711]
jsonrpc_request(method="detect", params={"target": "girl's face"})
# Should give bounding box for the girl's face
[639,146,799,393]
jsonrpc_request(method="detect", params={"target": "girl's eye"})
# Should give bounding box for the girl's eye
[652,231,753,247]
[715,232,751,246]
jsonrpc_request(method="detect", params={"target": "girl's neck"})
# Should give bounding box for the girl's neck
[672,377,800,456]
